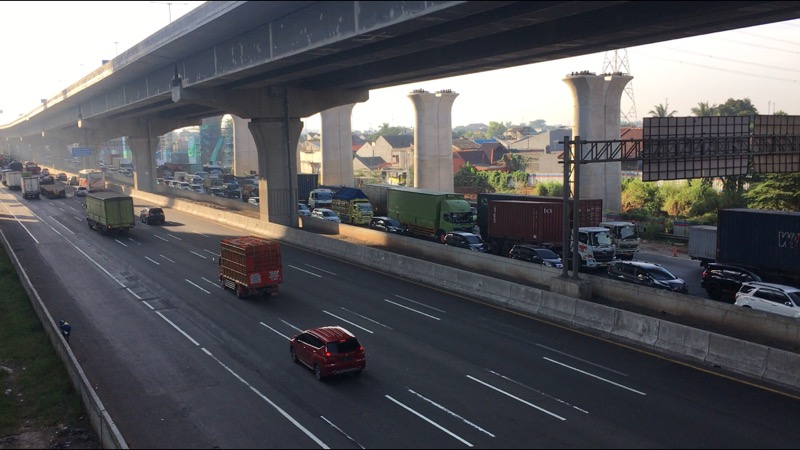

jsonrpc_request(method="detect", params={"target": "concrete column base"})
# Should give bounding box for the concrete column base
[550,276,592,300]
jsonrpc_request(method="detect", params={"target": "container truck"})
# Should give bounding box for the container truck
[387,186,475,242]
[297,173,319,205]
[21,176,40,199]
[83,192,136,235]
[308,188,333,209]
[476,193,603,241]
[688,225,717,267]
[716,209,800,286]
[218,236,282,298]
[363,183,391,216]
[331,187,374,225]
[485,200,615,268]
[6,171,22,191]
[599,221,641,260]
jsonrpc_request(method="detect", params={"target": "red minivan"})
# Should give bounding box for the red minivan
[289,326,366,380]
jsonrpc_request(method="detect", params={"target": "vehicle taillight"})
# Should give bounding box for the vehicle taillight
[324,351,331,358]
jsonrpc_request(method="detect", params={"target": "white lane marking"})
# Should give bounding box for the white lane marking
[186,279,211,294]
[74,215,82,221]
[280,319,304,333]
[322,310,373,334]
[304,263,336,275]
[167,233,182,240]
[142,300,156,310]
[408,388,494,437]
[190,250,208,259]
[202,348,329,449]
[128,237,141,245]
[543,357,647,395]
[260,322,291,340]
[384,299,441,320]
[340,307,393,330]
[202,277,222,288]
[145,256,161,265]
[385,395,472,447]
[394,294,446,313]
[1,202,39,244]
[114,238,128,247]
[155,311,200,346]
[320,416,365,449]
[536,343,629,377]
[154,234,169,242]
[160,255,175,263]
[203,249,217,256]
[289,264,322,277]
[53,218,76,234]
[466,375,566,421]
[486,369,588,414]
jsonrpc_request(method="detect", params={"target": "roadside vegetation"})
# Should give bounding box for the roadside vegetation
[0,247,98,448]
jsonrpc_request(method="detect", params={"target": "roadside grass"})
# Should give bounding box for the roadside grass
[0,247,85,437]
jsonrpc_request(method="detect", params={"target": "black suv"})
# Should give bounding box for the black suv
[508,245,563,268]
[444,232,487,252]
[700,263,771,302]
[607,260,688,294]
[139,208,166,225]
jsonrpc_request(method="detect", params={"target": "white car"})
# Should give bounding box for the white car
[298,203,311,217]
[248,197,259,205]
[734,282,800,318]
[310,208,341,223]
[74,186,88,197]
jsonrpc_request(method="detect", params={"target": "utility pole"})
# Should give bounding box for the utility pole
[150,1,188,24]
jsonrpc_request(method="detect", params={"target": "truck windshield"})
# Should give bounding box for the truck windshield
[448,210,475,224]
[317,192,332,201]
[584,231,613,246]
[356,203,373,213]
[619,225,638,240]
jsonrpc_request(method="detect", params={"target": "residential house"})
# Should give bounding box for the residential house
[298,138,321,174]
[619,127,643,172]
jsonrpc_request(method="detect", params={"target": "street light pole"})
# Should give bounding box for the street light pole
[150,2,189,24]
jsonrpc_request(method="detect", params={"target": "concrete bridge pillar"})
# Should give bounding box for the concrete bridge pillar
[408,90,458,191]
[320,103,356,186]
[248,118,304,227]
[231,115,258,176]
[563,72,632,213]
[127,137,158,192]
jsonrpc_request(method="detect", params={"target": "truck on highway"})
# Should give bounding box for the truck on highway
[218,236,282,298]
[331,187,374,225]
[83,192,136,235]
[21,176,40,199]
[599,221,641,260]
[297,173,319,205]
[387,186,475,242]
[475,193,603,241]
[688,225,717,267]
[308,188,333,209]
[40,182,68,199]
[6,171,22,191]
[363,183,391,216]
[716,209,800,286]
[485,200,615,268]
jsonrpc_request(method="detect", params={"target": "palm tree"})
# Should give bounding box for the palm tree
[648,100,678,117]
[691,101,717,117]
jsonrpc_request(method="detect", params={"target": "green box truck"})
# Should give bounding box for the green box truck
[331,187,374,225]
[387,186,475,243]
[83,192,136,235]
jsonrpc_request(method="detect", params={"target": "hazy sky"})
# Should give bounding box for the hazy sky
[2,2,798,133]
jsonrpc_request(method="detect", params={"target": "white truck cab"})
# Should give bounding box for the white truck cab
[308,188,333,209]
[599,221,640,260]
[571,226,616,268]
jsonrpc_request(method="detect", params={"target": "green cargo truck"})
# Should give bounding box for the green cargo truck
[387,186,475,243]
[83,192,136,235]
[331,187,374,225]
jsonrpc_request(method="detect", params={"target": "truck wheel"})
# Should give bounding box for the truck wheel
[236,284,246,299]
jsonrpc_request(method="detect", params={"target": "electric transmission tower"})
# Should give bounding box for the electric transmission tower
[602,49,638,125]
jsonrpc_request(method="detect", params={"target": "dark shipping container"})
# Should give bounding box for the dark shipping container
[717,209,800,279]
[487,201,564,249]
[476,193,603,240]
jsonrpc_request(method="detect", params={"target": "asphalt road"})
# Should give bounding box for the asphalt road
[2,188,799,448]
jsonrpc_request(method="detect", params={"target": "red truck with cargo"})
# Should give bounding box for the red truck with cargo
[219,236,283,298]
